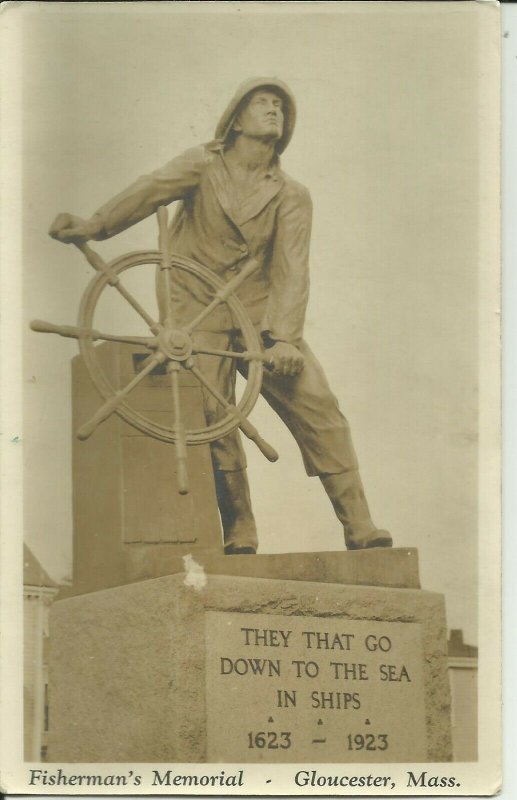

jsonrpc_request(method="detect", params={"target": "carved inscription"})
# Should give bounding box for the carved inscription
[205,612,427,762]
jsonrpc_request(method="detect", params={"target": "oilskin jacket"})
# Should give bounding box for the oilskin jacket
[92,141,312,345]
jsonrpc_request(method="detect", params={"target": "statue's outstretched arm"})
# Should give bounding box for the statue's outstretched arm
[49,144,210,244]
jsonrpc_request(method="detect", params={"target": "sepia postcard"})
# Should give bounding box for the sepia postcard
[0,0,502,796]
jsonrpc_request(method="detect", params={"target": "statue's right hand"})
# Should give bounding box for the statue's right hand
[48,213,100,244]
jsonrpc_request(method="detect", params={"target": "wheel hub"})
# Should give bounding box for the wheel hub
[158,327,193,361]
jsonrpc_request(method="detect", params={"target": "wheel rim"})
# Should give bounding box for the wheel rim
[77,250,264,444]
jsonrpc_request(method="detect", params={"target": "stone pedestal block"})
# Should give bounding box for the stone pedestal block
[61,546,421,598]
[49,573,452,763]
[70,343,222,597]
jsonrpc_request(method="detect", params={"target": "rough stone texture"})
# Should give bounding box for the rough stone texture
[49,574,452,763]
[196,548,420,589]
[61,547,420,599]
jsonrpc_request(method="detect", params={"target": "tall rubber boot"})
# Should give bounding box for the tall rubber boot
[214,468,259,554]
[320,470,393,550]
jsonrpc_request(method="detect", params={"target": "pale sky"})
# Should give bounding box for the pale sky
[19,1,498,646]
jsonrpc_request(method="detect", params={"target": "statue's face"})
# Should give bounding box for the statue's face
[233,89,284,142]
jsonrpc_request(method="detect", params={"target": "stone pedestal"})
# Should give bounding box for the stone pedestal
[62,545,421,597]
[53,345,453,766]
[69,343,222,596]
[49,569,452,763]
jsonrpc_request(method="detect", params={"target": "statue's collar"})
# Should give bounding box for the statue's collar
[207,139,281,181]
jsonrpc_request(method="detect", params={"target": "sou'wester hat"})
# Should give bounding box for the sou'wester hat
[215,77,297,155]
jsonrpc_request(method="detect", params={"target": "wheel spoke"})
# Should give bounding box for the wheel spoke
[49,244,267,448]
[188,362,278,462]
[76,352,166,440]
[183,296,224,336]
[183,258,260,334]
[115,283,160,333]
[76,242,160,334]
[157,206,177,329]
[30,319,156,348]
[192,345,272,364]
[168,362,189,494]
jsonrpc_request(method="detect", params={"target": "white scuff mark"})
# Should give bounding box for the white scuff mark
[183,554,207,591]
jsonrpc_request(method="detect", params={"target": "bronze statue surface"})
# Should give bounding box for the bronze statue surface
[45,77,392,555]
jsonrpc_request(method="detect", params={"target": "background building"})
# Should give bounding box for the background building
[448,628,478,761]
[23,544,59,761]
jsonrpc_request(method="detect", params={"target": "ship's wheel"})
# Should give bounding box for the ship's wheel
[31,206,278,494]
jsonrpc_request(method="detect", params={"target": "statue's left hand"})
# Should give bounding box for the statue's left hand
[266,341,304,377]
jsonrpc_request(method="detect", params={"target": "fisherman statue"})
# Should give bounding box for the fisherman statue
[49,77,393,556]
